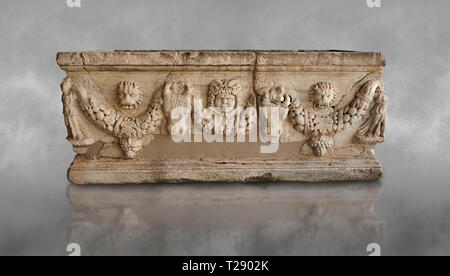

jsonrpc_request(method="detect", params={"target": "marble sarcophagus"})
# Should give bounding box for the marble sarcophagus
[57,50,387,184]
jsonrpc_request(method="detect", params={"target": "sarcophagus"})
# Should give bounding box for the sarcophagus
[57,50,387,184]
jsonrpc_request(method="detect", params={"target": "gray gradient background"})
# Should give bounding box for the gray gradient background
[0,0,449,255]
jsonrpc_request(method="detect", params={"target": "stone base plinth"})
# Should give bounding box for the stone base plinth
[68,156,382,184]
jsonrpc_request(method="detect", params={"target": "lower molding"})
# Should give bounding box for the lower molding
[68,156,382,184]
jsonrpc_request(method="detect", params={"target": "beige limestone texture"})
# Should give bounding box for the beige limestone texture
[57,50,387,184]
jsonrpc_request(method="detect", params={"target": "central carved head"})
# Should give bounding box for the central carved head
[208,79,240,111]
[309,82,336,111]
[117,81,144,112]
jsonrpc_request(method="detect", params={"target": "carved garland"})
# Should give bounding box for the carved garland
[62,76,387,159]
[61,77,164,158]
[260,79,387,157]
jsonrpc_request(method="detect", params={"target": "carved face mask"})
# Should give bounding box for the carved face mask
[312,89,335,110]
[117,81,144,112]
[215,93,236,110]
[310,82,336,111]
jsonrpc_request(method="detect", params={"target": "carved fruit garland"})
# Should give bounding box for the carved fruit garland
[61,77,164,158]
[285,79,387,156]
[61,76,386,159]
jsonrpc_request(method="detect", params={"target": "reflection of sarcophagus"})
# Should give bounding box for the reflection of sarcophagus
[57,51,387,184]
[67,183,383,255]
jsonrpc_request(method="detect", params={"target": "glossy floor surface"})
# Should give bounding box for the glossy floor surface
[2,146,449,256]
[0,0,449,255]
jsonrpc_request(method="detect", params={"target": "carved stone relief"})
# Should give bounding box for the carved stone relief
[256,85,294,140]
[286,79,387,157]
[61,76,164,158]
[61,76,387,158]
[162,81,193,135]
[201,79,256,138]
[58,50,387,183]
[61,78,94,146]
[116,81,144,112]
[355,86,387,142]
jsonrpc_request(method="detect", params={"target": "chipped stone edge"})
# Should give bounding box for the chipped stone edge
[57,50,386,67]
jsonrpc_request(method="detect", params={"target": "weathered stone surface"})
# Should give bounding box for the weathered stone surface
[57,50,387,184]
